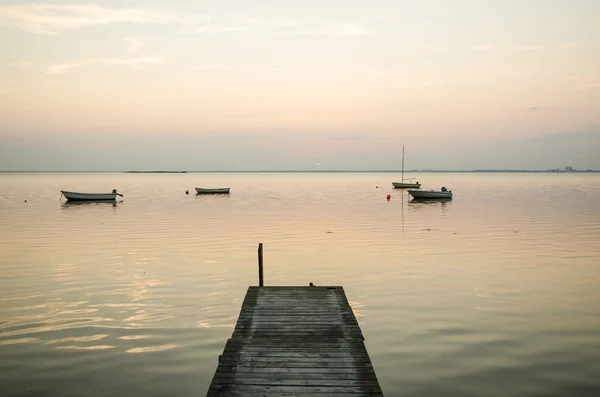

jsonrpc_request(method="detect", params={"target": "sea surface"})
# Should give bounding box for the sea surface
[0,172,599,397]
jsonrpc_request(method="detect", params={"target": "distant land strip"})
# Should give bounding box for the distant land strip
[1,169,599,173]
[125,171,187,173]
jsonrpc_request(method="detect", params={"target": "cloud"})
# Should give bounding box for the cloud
[0,4,174,35]
[514,45,544,51]
[566,76,600,91]
[471,44,492,51]
[47,57,162,74]
[192,26,248,34]
[368,68,386,76]
[288,22,370,37]
[229,90,251,97]
[416,81,434,88]
[561,42,580,48]
[185,19,368,37]
[194,64,230,71]
[124,37,144,53]
[261,67,286,72]
[582,83,600,90]
[244,18,300,28]
[5,61,32,68]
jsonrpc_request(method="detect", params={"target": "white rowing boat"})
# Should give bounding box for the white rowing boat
[61,189,123,201]
[392,181,421,189]
[195,187,230,194]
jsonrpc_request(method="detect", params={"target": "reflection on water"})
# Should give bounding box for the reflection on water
[126,344,178,354]
[1,172,600,397]
[61,200,121,209]
[56,345,115,351]
[409,197,453,204]
[194,193,231,197]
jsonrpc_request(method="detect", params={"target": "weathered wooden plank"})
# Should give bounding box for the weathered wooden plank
[232,333,363,338]
[224,349,369,356]
[207,391,381,397]
[228,336,366,342]
[206,286,383,396]
[224,344,366,350]
[215,370,375,379]
[234,326,360,332]
[221,347,370,354]
[223,351,371,359]
[209,384,383,393]
[241,322,360,326]
[215,366,376,374]
[218,357,375,364]
[216,362,373,369]
[225,340,365,346]
[207,393,380,397]
[225,339,365,344]
[210,377,381,387]
[239,324,359,328]
[238,314,355,318]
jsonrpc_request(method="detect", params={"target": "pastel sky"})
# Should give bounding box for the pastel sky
[1,0,599,171]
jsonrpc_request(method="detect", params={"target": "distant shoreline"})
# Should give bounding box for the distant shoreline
[1,170,599,173]
[124,171,187,173]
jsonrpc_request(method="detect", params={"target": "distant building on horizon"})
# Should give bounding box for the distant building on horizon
[564,166,574,172]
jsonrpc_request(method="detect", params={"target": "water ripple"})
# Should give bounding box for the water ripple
[1,172,599,397]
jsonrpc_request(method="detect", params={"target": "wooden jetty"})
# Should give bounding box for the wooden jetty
[206,285,383,396]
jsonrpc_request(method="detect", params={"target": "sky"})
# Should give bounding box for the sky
[0,0,599,171]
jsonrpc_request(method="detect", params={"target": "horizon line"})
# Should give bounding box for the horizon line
[1,169,599,173]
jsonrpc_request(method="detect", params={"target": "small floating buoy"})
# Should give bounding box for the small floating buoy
[386,194,391,200]
[185,190,189,195]
[376,186,379,188]
[24,200,27,202]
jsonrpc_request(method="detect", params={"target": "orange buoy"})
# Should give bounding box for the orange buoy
[387,194,391,200]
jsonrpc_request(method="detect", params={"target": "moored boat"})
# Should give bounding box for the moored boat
[392,182,421,189]
[61,189,123,201]
[408,187,452,200]
[195,187,230,194]
[392,145,421,189]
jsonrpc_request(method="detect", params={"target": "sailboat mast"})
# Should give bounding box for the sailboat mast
[402,145,405,181]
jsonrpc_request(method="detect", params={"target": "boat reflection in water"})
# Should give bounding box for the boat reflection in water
[61,200,121,209]
[409,197,452,205]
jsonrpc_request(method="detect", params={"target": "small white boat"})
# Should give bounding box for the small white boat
[392,145,421,189]
[195,187,230,194]
[392,182,421,189]
[408,187,452,200]
[61,189,123,201]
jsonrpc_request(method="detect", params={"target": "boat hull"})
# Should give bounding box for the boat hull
[195,187,230,194]
[392,182,421,189]
[408,189,452,199]
[61,191,118,201]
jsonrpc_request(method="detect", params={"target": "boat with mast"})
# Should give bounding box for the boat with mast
[392,146,421,189]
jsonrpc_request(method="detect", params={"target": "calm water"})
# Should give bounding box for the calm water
[1,172,599,396]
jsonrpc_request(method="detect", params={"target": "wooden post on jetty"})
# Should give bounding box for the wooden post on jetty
[205,244,383,396]
[258,243,264,287]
